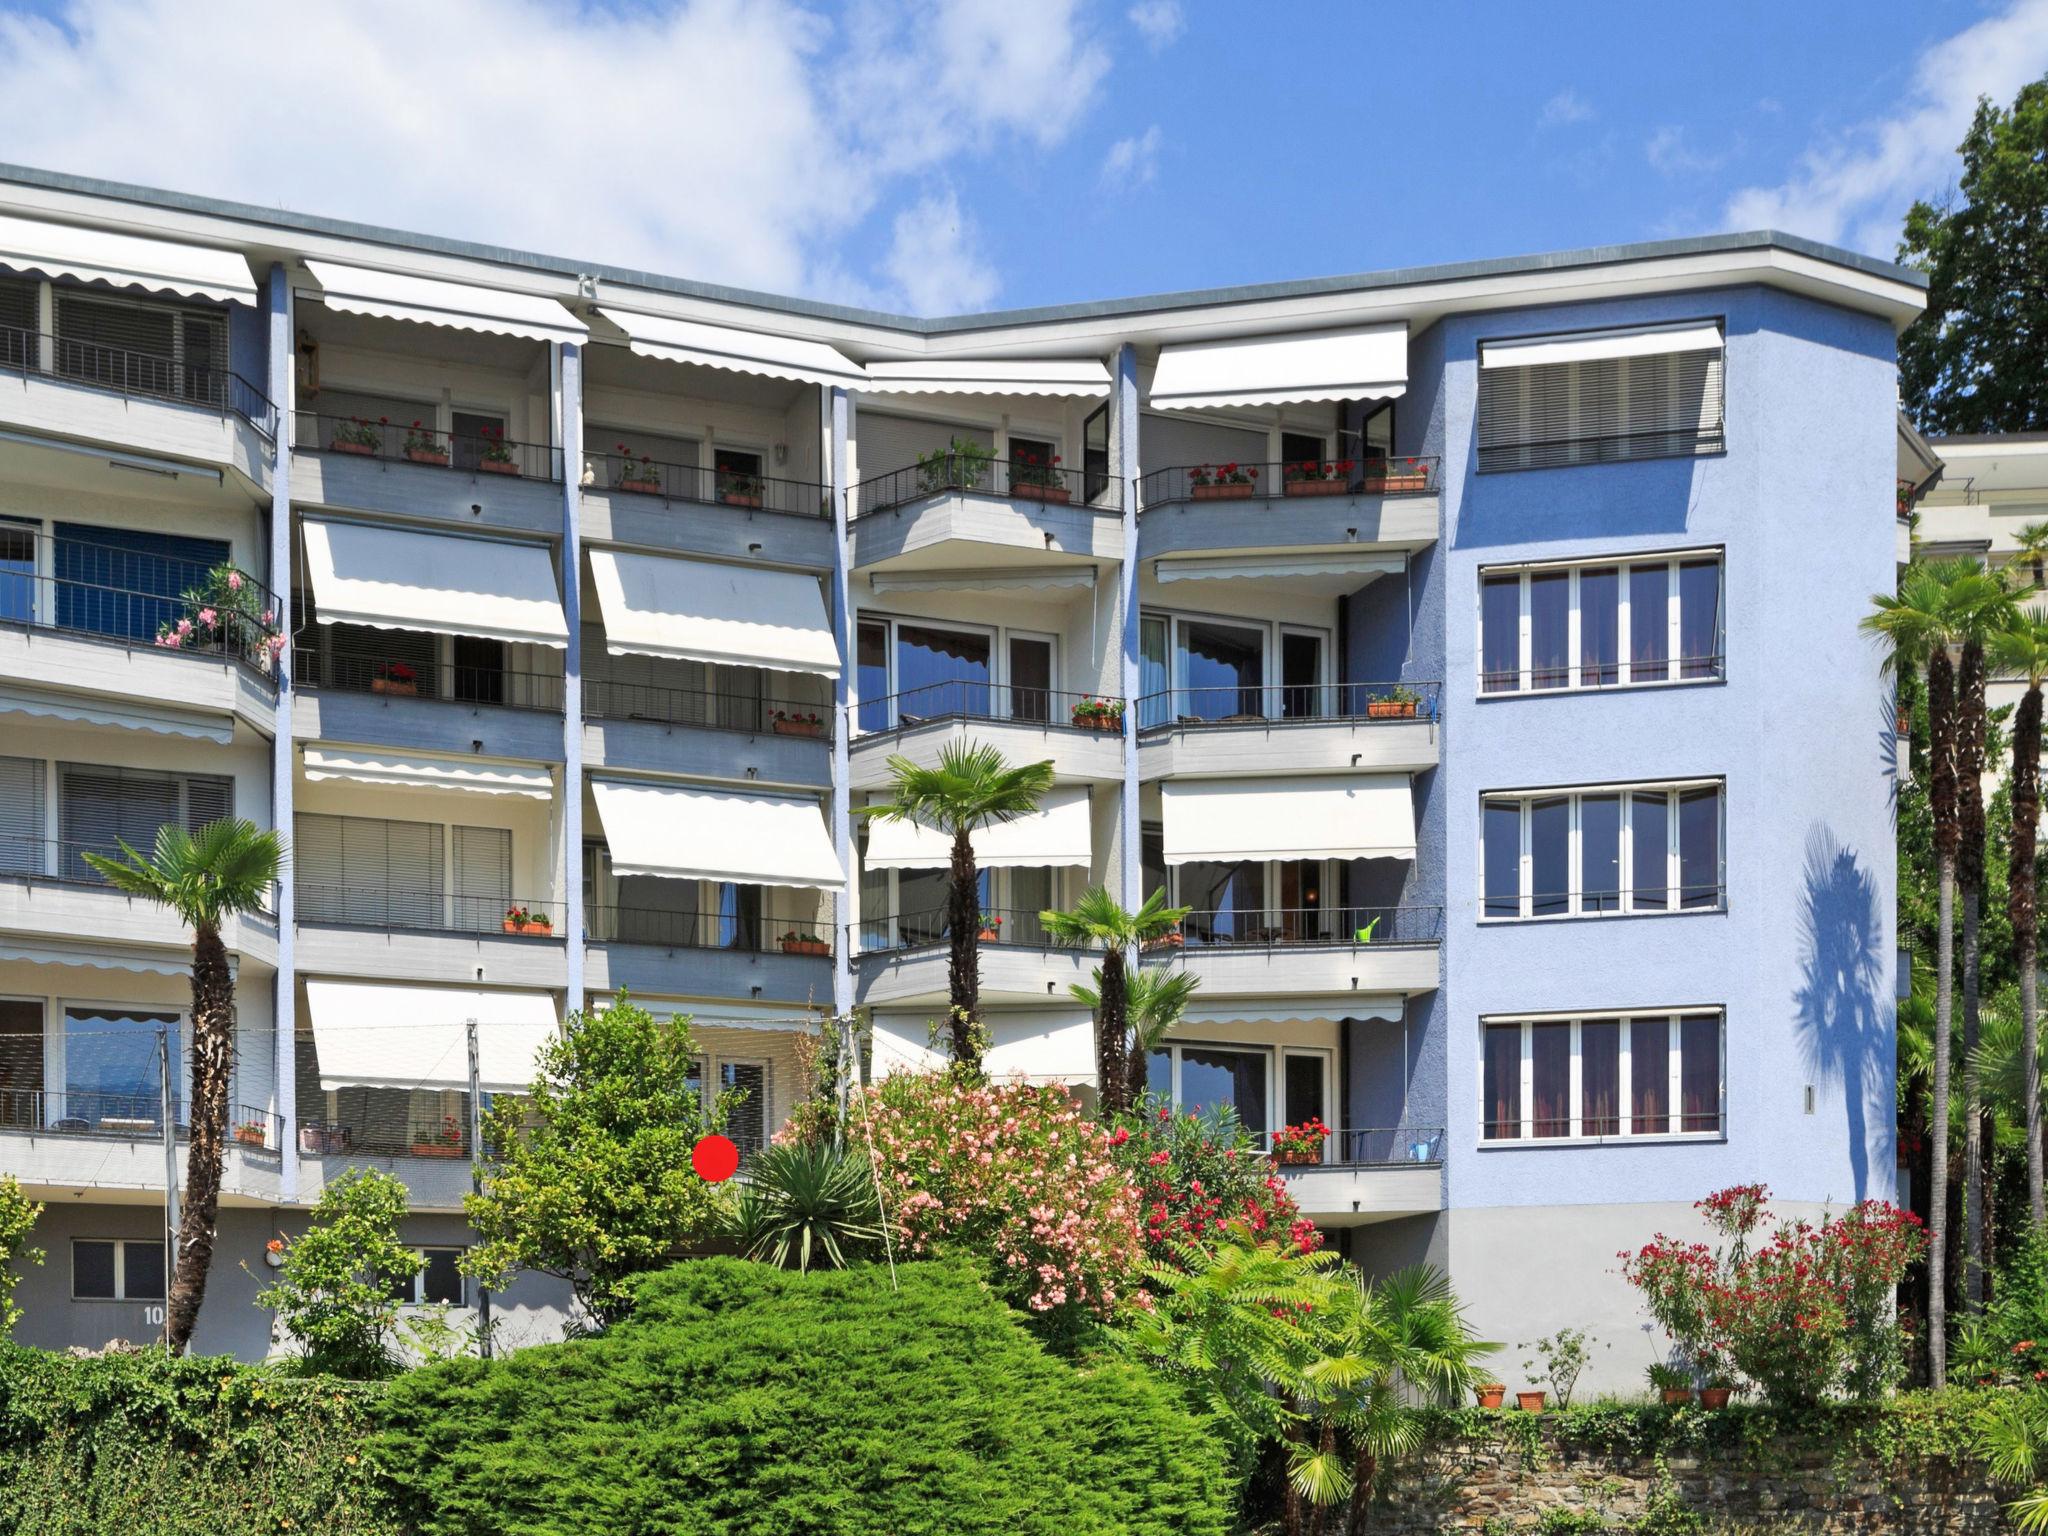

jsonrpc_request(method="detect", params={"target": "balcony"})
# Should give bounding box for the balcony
[1135,458,1439,562]
[294,884,566,988]
[0,325,274,485]
[292,647,565,763]
[850,683,1125,789]
[1269,1125,1443,1225]
[1138,682,1439,780]
[0,837,279,970]
[0,1092,283,1202]
[849,454,1125,572]
[580,449,835,571]
[583,677,831,790]
[850,906,1100,1009]
[291,412,563,533]
[584,907,833,1004]
[1142,905,1441,1000]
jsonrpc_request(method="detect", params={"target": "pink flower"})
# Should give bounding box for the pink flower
[226,572,243,592]
[197,608,217,626]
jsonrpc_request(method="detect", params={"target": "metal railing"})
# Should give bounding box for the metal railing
[1137,681,1439,731]
[1479,654,1725,693]
[293,648,565,712]
[295,411,562,482]
[0,836,276,910]
[1138,456,1439,509]
[0,325,276,439]
[1151,905,1444,950]
[297,1113,470,1161]
[851,453,1123,520]
[0,1089,282,1151]
[0,528,284,677]
[1476,425,1723,475]
[853,904,1080,955]
[581,449,829,520]
[586,907,833,957]
[857,682,1126,736]
[295,883,565,937]
[1262,1125,1444,1167]
[583,678,829,736]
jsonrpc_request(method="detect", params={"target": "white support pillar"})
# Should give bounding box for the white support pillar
[829,385,855,1016]
[1112,344,1141,910]
[559,342,585,1013]
[265,263,298,1201]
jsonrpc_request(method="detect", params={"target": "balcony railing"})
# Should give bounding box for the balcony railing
[857,682,1125,737]
[296,883,564,938]
[1263,1125,1444,1167]
[0,528,284,678]
[1152,905,1443,950]
[298,1112,470,1162]
[1137,456,1439,510]
[586,907,833,957]
[0,325,276,440]
[583,678,828,736]
[582,449,829,520]
[0,1089,282,1151]
[854,904,1081,955]
[295,411,561,482]
[293,648,564,712]
[0,836,277,911]
[1137,681,1439,732]
[851,453,1123,521]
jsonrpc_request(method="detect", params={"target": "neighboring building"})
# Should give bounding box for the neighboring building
[0,165,1915,1385]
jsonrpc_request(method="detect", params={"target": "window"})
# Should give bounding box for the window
[1479,782,1723,919]
[63,1008,180,1125]
[1480,1012,1723,1142]
[1082,404,1110,503]
[53,291,227,406]
[714,448,764,507]
[53,523,232,647]
[451,410,507,472]
[0,755,43,876]
[1476,326,1724,472]
[1281,431,1326,472]
[1140,610,1332,727]
[295,813,446,929]
[854,614,1058,731]
[0,999,40,1130]
[59,764,231,883]
[0,516,32,626]
[388,1246,466,1306]
[72,1237,166,1300]
[1178,619,1264,721]
[1153,1042,1271,1136]
[1477,552,1723,693]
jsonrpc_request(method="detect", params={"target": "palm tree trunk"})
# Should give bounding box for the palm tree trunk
[1344,1444,1377,1536]
[168,923,232,1354]
[1096,947,1129,1113]
[1930,849,1954,1387]
[2030,939,2045,1229]
[1125,987,1149,1109]
[1963,885,1985,1310]
[2013,682,2043,1225]
[947,827,981,1070]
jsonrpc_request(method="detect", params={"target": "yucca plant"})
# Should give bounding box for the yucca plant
[727,1141,883,1273]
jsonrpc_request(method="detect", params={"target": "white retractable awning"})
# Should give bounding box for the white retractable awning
[303,747,553,799]
[0,937,191,977]
[592,778,843,889]
[303,520,569,648]
[0,212,257,305]
[597,308,865,389]
[0,685,232,744]
[303,259,586,344]
[1154,551,1407,586]
[863,784,1092,870]
[1150,322,1407,411]
[1479,320,1723,370]
[867,566,1096,594]
[1179,999,1406,1027]
[588,549,837,678]
[861,358,1111,397]
[305,980,559,1093]
[1161,774,1414,864]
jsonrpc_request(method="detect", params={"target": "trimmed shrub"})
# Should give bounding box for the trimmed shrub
[373,1257,1235,1536]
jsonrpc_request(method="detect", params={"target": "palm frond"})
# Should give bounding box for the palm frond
[857,740,1055,835]
[81,818,283,930]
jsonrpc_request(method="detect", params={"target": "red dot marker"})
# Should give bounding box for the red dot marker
[692,1133,740,1183]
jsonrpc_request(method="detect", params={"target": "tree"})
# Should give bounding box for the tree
[1994,612,2048,1226]
[462,994,739,1328]
[859,742,1054,1069]
[1898,77,2048,435]
[82,817,282,1353]
[0,1176,42,1332]
[1045,887,1190,1113]
[257,1167,420,1375]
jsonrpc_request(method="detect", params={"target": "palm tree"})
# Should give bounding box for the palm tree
[1073,960,1201,1111]
[1993,612,2048,1226]
[2015,520,2048,593]
[1044,887,1190,1113]
[858,741,1053,1070]
[83,818,283,1353]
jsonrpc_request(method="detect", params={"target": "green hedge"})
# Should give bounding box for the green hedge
[0,1343,396,1535]
[372,1257,1236,1536]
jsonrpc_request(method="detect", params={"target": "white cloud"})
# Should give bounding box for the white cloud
[881,191,997,315]
[1099,125,1163,191]
[1723,0,2048,253]
[1127,0,1183,49]
[1540,89,1593,128]
[0,0,1113,311]
[1645,126,1733,177]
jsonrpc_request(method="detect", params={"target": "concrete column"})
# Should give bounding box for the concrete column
[829,386,855,1016]
[264,264,297,1201]
[1111,344,1140,908]
[559,342,584,1012]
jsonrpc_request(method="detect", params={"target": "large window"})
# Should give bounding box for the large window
[60,764,230,883]
[62,1008,181,1124]
[387,1246,466,1306]
[1476,324,1725,472]
[1138,610,1334,726]
[1479,552,1722,694]
[854,614,1053,732]
[1480,782,1723,920]
[72,1238,166,1301]
[1481,1012,1724,1142]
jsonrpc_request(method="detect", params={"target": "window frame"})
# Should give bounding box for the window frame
[1477,779,1725,922]
[1477,1010,1726,1146]
[1476,549,1724,696]
[70,1236,168,1301]
[1148,1038,1329,1148]
[852,609,1056,733]
[1474,320,1726,473]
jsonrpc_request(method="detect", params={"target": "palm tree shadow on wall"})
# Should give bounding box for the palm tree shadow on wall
[1793,825,1888,1202]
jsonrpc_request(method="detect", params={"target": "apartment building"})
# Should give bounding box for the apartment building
[0,166,1915,1380]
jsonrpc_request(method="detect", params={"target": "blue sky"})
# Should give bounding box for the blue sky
[0,0,2043,315]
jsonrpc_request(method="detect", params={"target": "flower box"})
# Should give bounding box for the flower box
[617,478,664,495]
[233,1125,269,1149]
[1364,471,1429,494]
[781,938,829,957]
[772,717,825,738]
[1365,700,1418,719]
[406,447,450,466]
[1275,1147,1323,1166]
[330,439,376,456]
[409,1142,465,1159]
[719,492,763,509]
[370,677,418,697]
[1071,713,1122,732]
[977,928,1003,942]
[502,918,553,936]
[1190,482,1254,501]
[1284,478,1351,497]
[1142,931,1184,952]
[1012,483,1071,504]
[478,459,521,476]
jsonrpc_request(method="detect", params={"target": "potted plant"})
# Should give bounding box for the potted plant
[1366,684,1421,720]
[1141,926,1184,952]
[1187,462,1257,501]
[1010,449,1071,503]
[371,660,419,697]
[1070,697,1125,732]
[232,1118,269,1149]
[1270,1117,1329,1166]
[772,708,826,739]
[503,905,553,935]
[410,1115,464,1158]
[1474,1382,1507,1409]
[614,445,662,494]
[1648,1361,1694,1406]
[1514,1389,1548,1412]
[915,438,996,497]
[330,415,383,456]
[403,420,448,466]
[976,911,1003,942]
[780,930,830,957]
[718,465,764,508]
[1698,1374,1735,1410]
[298,1121,349,1155]
[1284,458,1355,497]
[1523,1329,1597,1410]
[1361,456,1432,495]
[476,424,520,476]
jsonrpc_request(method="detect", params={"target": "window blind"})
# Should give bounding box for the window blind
[452,825,511,932]
[0,277,33,369]
[60,765,230,879]
[0,755,43,876]
[296,812,444,928]
[1477,350,1723,472]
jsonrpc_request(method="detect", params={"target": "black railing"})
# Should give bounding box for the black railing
[1482,885,1726,920]
[1476,425,1724,474]
[583,678,830,736]
[854,904,1081,954]
[1137,681,1439,732]
[581,450,829,520]
[0,1089,281,1150]
[852,453,1123,520]
[295,883,564,937]
[1263,1125,1444,1167]
[587,907,832,957]
[0,325,276,439]
[1138,456,1439,510]
[1149,905,1443,950]
[857,682,1125,736]
[295,411,561,482]
[0,836,277,911]
[293,648,564,712]
[298,1115,471,1161]
[1479,654,1725,693]
[0,528,284,677]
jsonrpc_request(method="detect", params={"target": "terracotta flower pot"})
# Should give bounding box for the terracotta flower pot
[780,938,829,957]
[1190,482,1253,501]
[479,459,521,476]
[1475,1385,1506,1409]
[406,448,450,466]
[370,677,418,696]
[1699,1387,1733,1410]
[618,478,663,494]
[1366,700,1418,719]
[1661,1388,1695,1407]
[410,1143,464,1159]
[977,928,1002,942]
[719,492,763,508]
[1275,1147,1323,1165]
[330,439,376,456]
[1516,1391,1548,1413]
[233,1127,267,1148]
[773,717,825,738]
[1013,483,1071,503]
[1285,478,1350,497]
